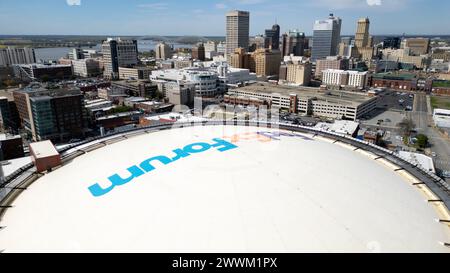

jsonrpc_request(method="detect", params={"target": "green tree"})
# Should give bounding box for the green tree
[416,134,429,149]
[110,106,134,114]
[397,118,416,137]
[154,90,164,100]
[41,74,50,82]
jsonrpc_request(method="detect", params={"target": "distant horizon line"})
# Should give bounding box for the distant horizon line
[1,33,450,38]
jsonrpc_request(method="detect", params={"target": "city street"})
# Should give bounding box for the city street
[360,91,450,181]
[409,93,450,180]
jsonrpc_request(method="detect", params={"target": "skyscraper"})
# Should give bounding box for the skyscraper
[155,42,173,60]
[226,10,250,58]
[102,38,138,79]
[0,47,36,67]
[311,14,342,62]
[264,24,280,50]
[353,18,374,61]
[281,30,306,57]
[354,18,370,48]
[192,43,206,61]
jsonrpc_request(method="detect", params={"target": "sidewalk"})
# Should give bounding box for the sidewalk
[426,95,433,115]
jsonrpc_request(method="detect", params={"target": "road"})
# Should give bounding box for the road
[409,93,450,180]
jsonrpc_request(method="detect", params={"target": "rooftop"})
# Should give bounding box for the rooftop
[315,120,360,136]
[398,151,436,174]
[372,72,417,81]
[230,82,374,105]
[96,111,141,121]
[29,140,59,159]
[17,63,72,69]
[0,134,21,141]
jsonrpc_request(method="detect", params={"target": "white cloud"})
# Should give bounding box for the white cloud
[236,0,266,4]
[66,0,81,6]
[138,3,169,10]
[215,3,227,9]
[312,0,403,10]
[367,0,382,6]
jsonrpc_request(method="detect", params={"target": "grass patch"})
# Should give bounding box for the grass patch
[431,96,450,110]
[432,80,450,88]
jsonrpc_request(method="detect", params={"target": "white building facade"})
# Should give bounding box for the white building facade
[151,69,219,97]
[322,69,368,88]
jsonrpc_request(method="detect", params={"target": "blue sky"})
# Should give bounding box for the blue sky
[0,0,449,36]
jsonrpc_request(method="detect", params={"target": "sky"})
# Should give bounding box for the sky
[0,0,449,36]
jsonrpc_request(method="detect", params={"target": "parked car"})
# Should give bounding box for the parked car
[442,171,450,179]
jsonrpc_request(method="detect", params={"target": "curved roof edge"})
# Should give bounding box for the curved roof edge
[1,120,450,224]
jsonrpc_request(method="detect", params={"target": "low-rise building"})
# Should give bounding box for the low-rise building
[283,62,312,86]
[322,69,368,89]
[165,81,196,107]
[136,101,173,114]
[225,82,378,121]
[174,58,193,69]
[431,80,450,96]
[29,140,61,173]
[398,151,435,174]
[96,111,142,130]
[433,108,450,128]
[314,120,359,137]
[0,96,20,132]
[84,99,113,113]
[111,80,157,98]
[382,48,431,69]
[13,64,73,82]
[0,134,24,160]
[72,58,101,78]
[118,66,155,80]
[315,56,350,78]
[151,68,219,97]
[370,72,418,91]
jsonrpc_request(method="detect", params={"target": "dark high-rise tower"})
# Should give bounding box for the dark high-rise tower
[192,43,206,61]
[264,24,280,50]
[281,30,306,56]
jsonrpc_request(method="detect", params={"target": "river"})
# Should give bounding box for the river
[34,40,193,61]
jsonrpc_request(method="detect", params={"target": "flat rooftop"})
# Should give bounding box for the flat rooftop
[398,151,436,174]
[18,64,72,69]
[96,111,141,121]
[29,140,59,158]
[230,83,375,105]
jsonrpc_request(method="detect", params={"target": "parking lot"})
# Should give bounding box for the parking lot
[377,91,415,111]
[360,110,407,130]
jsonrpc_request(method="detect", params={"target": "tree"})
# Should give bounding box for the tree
[154,90,164,100]
[41,74,50,82]
[397,118,416,137]
[110,106,133,114]
[416,134,429,149]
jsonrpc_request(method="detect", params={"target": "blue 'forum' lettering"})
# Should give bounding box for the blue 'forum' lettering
[87,138,238,197]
